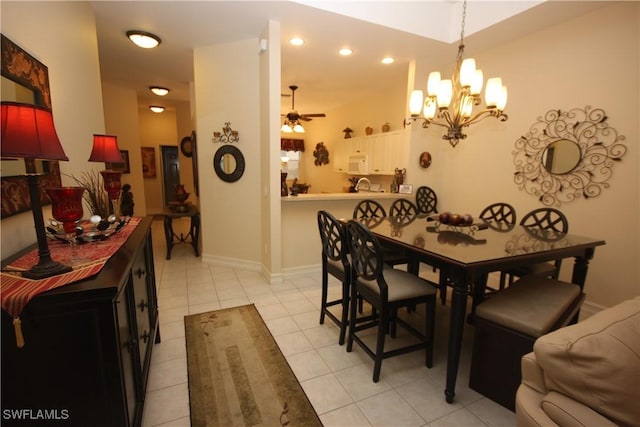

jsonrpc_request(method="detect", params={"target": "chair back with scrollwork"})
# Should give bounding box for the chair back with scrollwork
[479,202,517,231]
[415,186,438,214]
[520,208,568,234]
[390,199,418,218]
[353,199,386,219]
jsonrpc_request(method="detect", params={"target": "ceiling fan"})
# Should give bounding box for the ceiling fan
[281,85,325,133]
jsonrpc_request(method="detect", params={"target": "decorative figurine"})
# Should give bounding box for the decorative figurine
[342,127,353,139]
[313,142,329,166]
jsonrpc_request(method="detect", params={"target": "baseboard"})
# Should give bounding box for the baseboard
[579,299,606,320]
[201,254,262,272]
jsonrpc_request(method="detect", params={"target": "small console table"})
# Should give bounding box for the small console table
[161,205,200,260]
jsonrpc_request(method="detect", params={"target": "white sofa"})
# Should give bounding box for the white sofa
[516,296,640,427]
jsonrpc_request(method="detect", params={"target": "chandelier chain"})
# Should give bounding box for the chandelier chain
[460,0,467,47]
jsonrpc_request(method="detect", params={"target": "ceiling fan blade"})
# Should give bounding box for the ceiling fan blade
[301,113,326,118]
[299,116,313,122]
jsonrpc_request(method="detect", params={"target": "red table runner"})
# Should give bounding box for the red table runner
[1,217,141,319]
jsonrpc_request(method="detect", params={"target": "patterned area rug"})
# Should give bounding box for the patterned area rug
[185,304,322,426]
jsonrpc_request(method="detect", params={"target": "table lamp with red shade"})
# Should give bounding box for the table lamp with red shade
[88,134,124,217]
[1,101,72,279]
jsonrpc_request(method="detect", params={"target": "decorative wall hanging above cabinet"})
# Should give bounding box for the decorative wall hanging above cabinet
[212,122,239,143]
[513,106,626,206]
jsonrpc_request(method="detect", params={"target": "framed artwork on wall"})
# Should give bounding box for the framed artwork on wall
[106,150,130,174]
[141,147,156,178]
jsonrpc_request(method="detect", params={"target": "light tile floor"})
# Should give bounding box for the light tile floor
[141,220,516,426]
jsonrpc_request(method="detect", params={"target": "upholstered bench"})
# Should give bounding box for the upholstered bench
[469,275,585,411]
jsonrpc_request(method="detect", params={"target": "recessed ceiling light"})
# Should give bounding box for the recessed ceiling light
[289,37,304,46]
[149,106,165,113]
[149,86,170,96]
[126,30,161,49]
[339,48,353,56]
[381,57,395,65]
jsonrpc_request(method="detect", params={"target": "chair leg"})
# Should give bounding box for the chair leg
[338,281,349,345]
[346,285,358,353]
[319,270,328,325]
[373,311,387,383]
[425,298,435,368]
[439,270,448,305]
[499,271,507,291]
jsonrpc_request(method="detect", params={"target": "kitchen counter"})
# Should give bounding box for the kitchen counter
[281,191,413,272]
[281,192,409,202]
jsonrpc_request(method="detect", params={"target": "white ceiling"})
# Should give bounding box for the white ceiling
[90,1,609,117]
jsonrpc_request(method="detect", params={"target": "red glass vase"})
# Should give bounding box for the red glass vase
[45,187,85,234]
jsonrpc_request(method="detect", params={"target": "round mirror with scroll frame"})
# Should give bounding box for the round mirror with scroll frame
[542,139,581,175]
[213,145,245,183]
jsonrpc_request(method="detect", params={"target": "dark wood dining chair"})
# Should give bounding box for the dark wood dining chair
[415,186,438,215]
[389,198,419,218]
[345,220,437,382]
[317,210,351,345]
[479,202,517,232]
[500,207,569,288]
[352,199,412,270]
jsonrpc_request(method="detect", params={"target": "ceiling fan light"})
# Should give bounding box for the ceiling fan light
[149,86,169,96]
[281,123,293,133]
[126,30,161,49]
[293,123,305,133]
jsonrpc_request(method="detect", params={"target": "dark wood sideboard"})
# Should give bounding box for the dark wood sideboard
[1,216,160,427]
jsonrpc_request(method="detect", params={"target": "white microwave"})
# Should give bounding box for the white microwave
[347,153,369,175]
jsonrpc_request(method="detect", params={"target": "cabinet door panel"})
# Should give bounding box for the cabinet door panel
[116,286,138,426]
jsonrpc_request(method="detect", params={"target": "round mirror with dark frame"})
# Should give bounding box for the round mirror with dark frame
[213,145,245,183]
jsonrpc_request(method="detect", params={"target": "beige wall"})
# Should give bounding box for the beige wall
[280,2,639,309]
[194,38,263,268]
[101,82,148,216]
[1,2,637,310]
[406,2,639,307]
[0,1,106,256]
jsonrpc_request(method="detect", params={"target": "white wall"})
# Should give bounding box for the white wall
[406,2,639,307]
[194,39,263,268]
[1,1,106,256]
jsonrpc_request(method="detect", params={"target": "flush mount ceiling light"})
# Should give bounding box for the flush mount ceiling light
[149,105,165,113]
[149,86,169,96]
[405,0,508,147]
[126,30,161,49]
[338,48,353,56]
[289,37,304,46]
[381,57,395,65]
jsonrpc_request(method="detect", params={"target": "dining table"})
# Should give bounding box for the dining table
[356,214,606,403]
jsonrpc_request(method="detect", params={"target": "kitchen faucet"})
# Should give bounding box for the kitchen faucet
[355,177,371,192]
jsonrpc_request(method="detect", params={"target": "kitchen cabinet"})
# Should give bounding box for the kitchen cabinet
[333,130,409,175]
[1,216,159,427]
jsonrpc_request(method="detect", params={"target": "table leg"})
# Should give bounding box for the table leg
[445,269,469,403]
[190,213,200,257]
[570,248,594,322]
[163,216,174,260]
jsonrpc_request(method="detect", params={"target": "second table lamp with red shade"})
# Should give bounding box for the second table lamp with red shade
[88,134,124,217]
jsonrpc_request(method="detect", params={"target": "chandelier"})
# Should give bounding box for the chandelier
[405,0,508,147]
